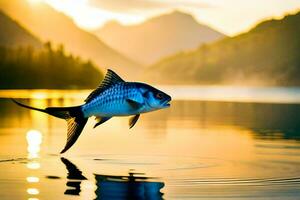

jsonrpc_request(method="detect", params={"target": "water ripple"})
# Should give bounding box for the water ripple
[171,177,300,186]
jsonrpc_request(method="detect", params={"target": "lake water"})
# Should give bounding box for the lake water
[1,87,300,200]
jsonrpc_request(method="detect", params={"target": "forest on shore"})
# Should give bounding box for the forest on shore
[0,42,103,89]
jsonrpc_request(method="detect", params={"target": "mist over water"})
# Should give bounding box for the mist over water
[0,88,300,199]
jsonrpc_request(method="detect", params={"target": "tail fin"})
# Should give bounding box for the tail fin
[11,99,88,154]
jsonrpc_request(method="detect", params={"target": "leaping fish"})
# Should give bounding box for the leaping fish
[12,69,172,153]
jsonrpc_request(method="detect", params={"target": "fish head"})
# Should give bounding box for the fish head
[138,83,172,111]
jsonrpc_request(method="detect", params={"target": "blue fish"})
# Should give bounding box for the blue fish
[12,69,172,153]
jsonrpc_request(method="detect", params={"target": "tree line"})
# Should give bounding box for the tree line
[0,42,103,89]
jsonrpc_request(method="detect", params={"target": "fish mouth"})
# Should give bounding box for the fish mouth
[162,98,171,108]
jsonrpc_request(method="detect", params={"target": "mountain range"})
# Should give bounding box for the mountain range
[95,10,224,65]
[0,10,103,89]
[0,10,41,48]
[145,11,300,86]
[0,0,138,78]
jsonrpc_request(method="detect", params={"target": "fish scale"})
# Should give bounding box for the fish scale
[82,82,142,117]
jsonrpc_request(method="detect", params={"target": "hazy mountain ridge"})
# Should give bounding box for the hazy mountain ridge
[0,10,103,89]
[0,10,41,48]
[95,10,224,65]
[145,11,300,86]
[0,0,139,78]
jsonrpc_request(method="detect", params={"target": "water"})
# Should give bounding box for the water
[0,87,300,200]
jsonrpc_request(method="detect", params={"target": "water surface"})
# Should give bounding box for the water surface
[0,87,300,199]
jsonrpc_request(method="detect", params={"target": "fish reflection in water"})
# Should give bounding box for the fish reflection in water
[61,157,87,195]
[61,157,164,199]
[95,173,164,200]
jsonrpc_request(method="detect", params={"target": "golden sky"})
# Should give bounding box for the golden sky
[29,0,300,36]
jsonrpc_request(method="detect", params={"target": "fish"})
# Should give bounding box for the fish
[12,69,172,153]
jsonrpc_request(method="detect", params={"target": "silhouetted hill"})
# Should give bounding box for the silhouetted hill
[0,43,103,89]
[0,0,139,78]
[95,10,224,65]
[145,11,300,86]
[0,10,41,48]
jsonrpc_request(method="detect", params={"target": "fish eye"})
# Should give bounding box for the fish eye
[156,93,163,99]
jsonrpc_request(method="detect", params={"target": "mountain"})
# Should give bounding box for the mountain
[95,10,224,65]
[0,10,41,48]
[0,9,102,89]
[145,11,300,86]
[0,0,139,78]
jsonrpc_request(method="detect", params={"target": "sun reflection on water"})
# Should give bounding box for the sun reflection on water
[27,188,39,195]
[26,130,42,199]
[31,92,47,100]
[27,177,40,183]
[26,162,41,169]
[26,130,42,159]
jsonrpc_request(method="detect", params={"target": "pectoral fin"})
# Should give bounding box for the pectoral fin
[129,114,140,129]
[93,116,111,128]
[126,99,143,109]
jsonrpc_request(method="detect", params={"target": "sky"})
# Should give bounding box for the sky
[29,0,300,36]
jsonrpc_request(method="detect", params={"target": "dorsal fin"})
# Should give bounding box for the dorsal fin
[85,69,125,103]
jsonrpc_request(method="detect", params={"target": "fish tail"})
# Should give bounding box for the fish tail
[11,99,88,154]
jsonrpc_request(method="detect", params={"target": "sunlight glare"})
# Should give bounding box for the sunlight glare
[27,176,40,183]
[27,162,41,169]
[27,188,39,195]
[44,0,143,30]
[26,130,42,158]
[26,130,42,145]
[28,0,43,4]
[31,92,47,99]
